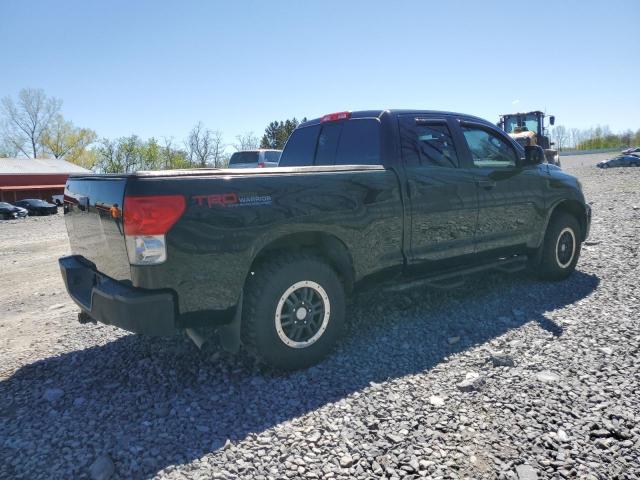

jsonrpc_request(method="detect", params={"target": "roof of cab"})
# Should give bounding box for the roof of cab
[299,109,491,127]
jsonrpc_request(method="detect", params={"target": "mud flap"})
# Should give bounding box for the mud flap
[218,292,242,353]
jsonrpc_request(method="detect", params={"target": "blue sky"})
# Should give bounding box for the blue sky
[1,0,638,145]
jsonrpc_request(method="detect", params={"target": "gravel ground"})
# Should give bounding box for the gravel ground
[1,153,639,480]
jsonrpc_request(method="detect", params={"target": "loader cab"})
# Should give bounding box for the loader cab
[498,111,553,150]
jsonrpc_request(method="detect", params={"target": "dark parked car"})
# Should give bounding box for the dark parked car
[0,202,28,219]
[14,198,58,215]
[59,109,590,369]
[597,156,640,168]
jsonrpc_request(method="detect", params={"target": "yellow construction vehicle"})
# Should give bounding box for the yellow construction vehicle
[498,111,560,166]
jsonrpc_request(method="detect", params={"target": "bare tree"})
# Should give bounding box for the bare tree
[210,130,228,167]
[186,122,226,167]
[161,137,188,169]
[1,88,62,158]
[552,125,568,151]
[570,128,582,149]
[0,139,18,157]
[233,131,259,151]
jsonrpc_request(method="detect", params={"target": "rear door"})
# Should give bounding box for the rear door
[398,115,478,263]
[455,119,547,253]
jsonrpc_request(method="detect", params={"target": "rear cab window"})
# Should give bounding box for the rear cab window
[229,152,259,165]
[279,119,381,167]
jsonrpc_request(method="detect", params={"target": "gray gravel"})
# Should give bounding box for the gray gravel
[1,153,639,479]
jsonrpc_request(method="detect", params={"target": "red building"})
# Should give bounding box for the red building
[0,158,90,203]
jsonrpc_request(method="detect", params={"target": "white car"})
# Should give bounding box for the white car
[52,194,64,206]
[228,149,282,168]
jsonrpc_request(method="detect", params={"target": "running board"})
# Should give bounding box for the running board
[385,256,528,292]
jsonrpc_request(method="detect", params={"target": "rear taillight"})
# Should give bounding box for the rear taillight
[321,111,351,123]
[257,162,265,168]
[123,195,186,236]
[123,195,185,265]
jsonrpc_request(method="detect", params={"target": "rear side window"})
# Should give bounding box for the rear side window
[400,118,459,167]
[279,120,380,167]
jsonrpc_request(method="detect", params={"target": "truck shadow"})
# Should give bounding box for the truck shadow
[0,270,599,478]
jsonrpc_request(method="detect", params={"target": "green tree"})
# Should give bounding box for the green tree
[41,114,97,163]
[93,136,192,173]
[94,136,142,173]
[160,137,190,169]
[260,117,306,149]
[140,137,162,171]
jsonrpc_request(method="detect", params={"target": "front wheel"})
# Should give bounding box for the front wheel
[241,254,345,370]
[535,212,582,280]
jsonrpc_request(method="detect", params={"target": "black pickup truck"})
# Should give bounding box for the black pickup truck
[59,109,590,369]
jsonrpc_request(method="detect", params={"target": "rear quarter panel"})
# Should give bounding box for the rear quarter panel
[127,168,404,314]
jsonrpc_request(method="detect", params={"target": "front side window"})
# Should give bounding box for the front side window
[462,127,518,168]
[400,119,459,167]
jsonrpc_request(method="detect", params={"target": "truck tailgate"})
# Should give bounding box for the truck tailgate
[64,176,131,281]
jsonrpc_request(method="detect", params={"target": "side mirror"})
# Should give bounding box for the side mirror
[524,145,545,165]
[549,115,555,126]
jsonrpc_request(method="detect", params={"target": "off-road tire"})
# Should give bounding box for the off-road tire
[536,212,581,280]
[241,253,345,370]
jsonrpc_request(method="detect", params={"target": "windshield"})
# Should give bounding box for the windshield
[229,152,259,165]
[504,114,539,134]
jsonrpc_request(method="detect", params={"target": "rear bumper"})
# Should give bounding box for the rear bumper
[59,255,176,335]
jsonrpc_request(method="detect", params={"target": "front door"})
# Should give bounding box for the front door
[398,115,478,264]
[456,120,547,253]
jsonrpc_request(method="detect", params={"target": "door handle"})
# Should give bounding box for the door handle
[477,180,496,189]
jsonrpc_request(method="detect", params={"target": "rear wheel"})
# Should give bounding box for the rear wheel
[241,254,345,370]
[535,212,581,280]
